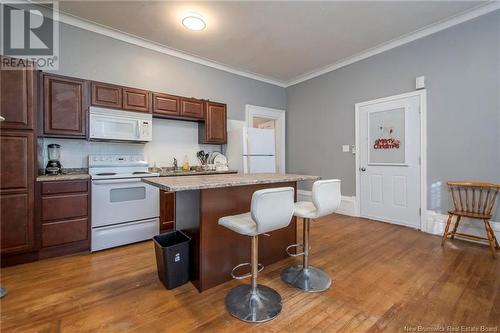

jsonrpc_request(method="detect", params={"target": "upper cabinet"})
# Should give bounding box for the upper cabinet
[91,82,122,109]
[39,74,226,142]
[91,82,150,113]
[199,102,227,144]
[0,57,36,130]
[180,97,205,120]
[152,92,180,118]
[123,87,150,113]
[43,74,88,138]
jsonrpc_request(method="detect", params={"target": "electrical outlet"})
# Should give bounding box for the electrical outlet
[342,145,350,152]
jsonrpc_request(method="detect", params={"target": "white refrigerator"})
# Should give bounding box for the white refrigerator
[227,127,276,173]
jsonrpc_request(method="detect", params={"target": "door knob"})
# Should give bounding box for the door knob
[359,167,366,172]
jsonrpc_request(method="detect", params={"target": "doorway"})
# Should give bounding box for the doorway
[355,91,427,229]
[245,105,286,173]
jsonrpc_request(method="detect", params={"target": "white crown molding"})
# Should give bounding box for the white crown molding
[285,2,500,87]
[34,1,499,89]
[46,8,288,88]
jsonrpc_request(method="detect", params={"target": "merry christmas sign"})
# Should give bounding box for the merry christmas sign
[373,127,401,149]
[368,108,406,164]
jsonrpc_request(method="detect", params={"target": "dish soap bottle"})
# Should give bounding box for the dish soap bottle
[182,155,190,172]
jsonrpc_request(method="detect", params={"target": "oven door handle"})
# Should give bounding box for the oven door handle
[92,178,146,185]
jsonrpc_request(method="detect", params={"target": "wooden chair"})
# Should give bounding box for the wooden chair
[441,181,500,258]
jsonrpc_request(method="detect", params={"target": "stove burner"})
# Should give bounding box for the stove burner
[96,172,117,176]
[133,172,150,175]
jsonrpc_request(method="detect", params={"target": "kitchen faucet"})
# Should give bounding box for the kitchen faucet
[173,157,178,171]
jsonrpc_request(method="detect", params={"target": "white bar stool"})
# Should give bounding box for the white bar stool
[218,187,295,323]
[281,179,341,292]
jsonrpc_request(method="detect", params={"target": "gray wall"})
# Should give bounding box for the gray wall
[286,10,500,214]
[50,23,286,121]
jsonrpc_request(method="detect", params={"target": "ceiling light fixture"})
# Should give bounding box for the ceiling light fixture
[182,12,206,31]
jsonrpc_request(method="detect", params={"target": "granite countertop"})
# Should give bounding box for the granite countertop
[36,168,90,182]
[155,169,238,177]
[142,173,320,192]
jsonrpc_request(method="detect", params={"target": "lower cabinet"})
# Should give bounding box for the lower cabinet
[0,131,36,265]
[38,179,90,258]
[160,191,175,232]
[42,218,88,248]
[0,192,33,254]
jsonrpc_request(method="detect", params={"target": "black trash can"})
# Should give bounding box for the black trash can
[153,230,190,289]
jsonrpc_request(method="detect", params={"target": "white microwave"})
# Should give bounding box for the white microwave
[89,107,152,142]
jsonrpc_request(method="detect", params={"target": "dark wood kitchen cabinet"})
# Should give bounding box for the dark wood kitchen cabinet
[0,132,34,191]
[1,192,32,253]
[0,57,37,266]
[199,101,227,144]
[160,191,175,232]
[0,57,35,130]
[43,74,88,138]
[122,87,151,113]
[153,92,180,117]
[0,131,35,256]
[91,82,151,113]
[38,179,90,258]
[91,81,122,109]
[180,97,205,120]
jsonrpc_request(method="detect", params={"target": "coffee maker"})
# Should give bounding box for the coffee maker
[45,144,62,175]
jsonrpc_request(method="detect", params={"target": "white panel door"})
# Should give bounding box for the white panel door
[245,128,276,155]
[244,156,276,173]
[359,95,420,228]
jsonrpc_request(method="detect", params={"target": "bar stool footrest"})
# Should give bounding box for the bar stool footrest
[285,243,304,257]
[231,262,264,280]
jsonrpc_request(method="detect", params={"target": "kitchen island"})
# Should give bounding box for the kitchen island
[143,173,319,292]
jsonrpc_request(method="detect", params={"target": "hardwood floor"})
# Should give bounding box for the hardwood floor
[1,214,499,332]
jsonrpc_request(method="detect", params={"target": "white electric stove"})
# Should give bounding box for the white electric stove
[89,154,160,252]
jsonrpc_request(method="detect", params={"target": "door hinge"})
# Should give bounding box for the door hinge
[419,208,421,216]
[418,156,421,165]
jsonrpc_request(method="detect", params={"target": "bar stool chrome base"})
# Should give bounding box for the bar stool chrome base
[281,265,332,292]
[225,284,282,323]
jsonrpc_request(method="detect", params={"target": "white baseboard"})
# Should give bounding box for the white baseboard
[297,190,357,217]
[297,189,499,244]
[424,210,500,241]
[337,196,357,217]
